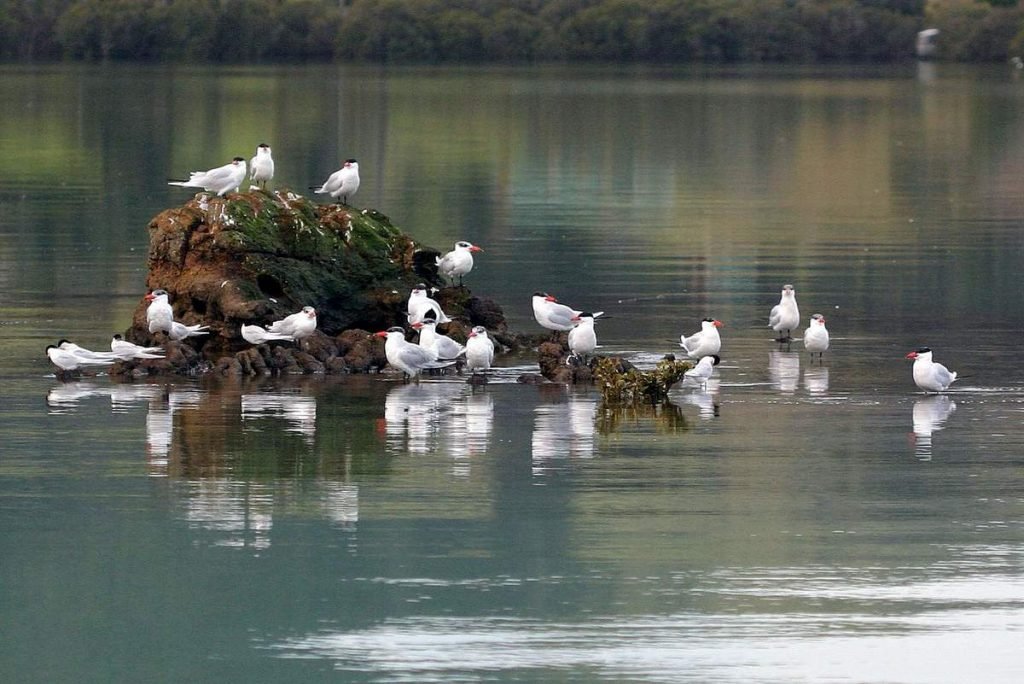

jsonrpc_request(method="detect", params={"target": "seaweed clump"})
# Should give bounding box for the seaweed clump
[593,355,692,406]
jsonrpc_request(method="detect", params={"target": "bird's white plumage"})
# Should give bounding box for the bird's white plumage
[436,241,482,283]
[465,326,494,373]
[241,324,293,345]
[415,319,465,359]
[769,284,800,338]
[568,313,597,357]
[532,293,603,333]
[168,157,247,196]
[804,314,829,354]
[378,327,447,378]
[680,318,722,359]
[908,348,957,392]
[684,354,720,386]
[46,345,113,370]
[110,334,164,360]
[313,159,360,203]
[407,286,450,325]
[267,306,317,340]
[249,144,274,188]
[145,289,174,334]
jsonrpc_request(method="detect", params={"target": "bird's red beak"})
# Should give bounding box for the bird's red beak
[469,331,478,338]
[545,295,557,302]
[571,315,580,321]
[307,310,316,318]
[713,320,723,327]
[470,245,483,252]
[411,322,423,330]
[374,331,388,338]
[144,293,155,301]
[905,351,918,360]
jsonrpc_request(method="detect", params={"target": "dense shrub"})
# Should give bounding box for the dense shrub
[3,0,1022,64]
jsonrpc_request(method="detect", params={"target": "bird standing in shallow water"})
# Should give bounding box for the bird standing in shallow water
[769,284,800,343]
[804,313,829,361]
[465,326,494,375]
[906,347,958,393]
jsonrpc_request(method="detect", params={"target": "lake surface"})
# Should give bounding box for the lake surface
[2,63,1024,682]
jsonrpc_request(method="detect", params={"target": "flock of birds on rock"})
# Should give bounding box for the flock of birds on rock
[48,144,957,393]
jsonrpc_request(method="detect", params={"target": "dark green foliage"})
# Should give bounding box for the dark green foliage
[4,0,1023,64]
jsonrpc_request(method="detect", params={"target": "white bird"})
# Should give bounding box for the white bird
[769,283,800,342]
[145,289,209,340]
[110,334,164,360]
[804,313,829,359]
[168,157,247,196]
[680,317,723,359]
[376,327,451,380]
[684,354,720,387]
[436,241,483,285]
[267,306,317,341]
[312,159,360,203]
[906,347,958,393]
[241,324,293,346]
[57,339,119,362]
[465,326,495,374]
[145,289,174,335]
[407,284,450,325]
[249,143,274,190]
[413,316,465,360]
[568,312,597,359]
[532,292,603,334]
[46,344,112,371]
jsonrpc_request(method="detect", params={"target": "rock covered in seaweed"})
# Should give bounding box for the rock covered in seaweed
[120,190,513,374]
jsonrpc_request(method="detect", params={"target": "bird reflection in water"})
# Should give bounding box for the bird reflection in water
[670,378,720,420]
[532,389,598,473]
[385,385,483,464]
[803,366,829,396]
[911,395,957,461]
[241,392,317,445]
[444,391,495,476]
[178,479,275,550]
[769,350,800,394]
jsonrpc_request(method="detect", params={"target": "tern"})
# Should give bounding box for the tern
[110,334,164,360]
[57,339,119,362]
[267,306,317,342]
[407,284,450,325]
[249,143,274,190]
[532,292,603,335]
[311,159,360,204]
[804,313,829,360]
[46,344,112,371]
[376,327,451,380]
[145,289,209,340]
[413,314,465,360]
[680,318,723,360]
[168,157,247,196]
[465,326,494,374]
[568,312,597,360]
[769,283,800,342]
[241,324,293,346]
[906,347,958,393]
[436,241,483,285]
[683,354,721,387]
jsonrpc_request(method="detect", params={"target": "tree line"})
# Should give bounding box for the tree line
[2,0,1022,64]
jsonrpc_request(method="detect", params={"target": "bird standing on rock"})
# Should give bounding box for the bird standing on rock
[312,159,360,204]
[532,292,603,337]
[249,143,274,190]
[407,284,450,325]
[267,306,317,344]
[769,284,800,343]
[413,314,465,360]
[376,327,450,380]
[241,324,293,346]
[145,289,209,340]
[568,312,597,361]
[168,157,247,196]
[110,334,164,360]
[436,241,483,285]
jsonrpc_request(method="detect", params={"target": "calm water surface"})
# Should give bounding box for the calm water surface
[2,64,1024,682]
